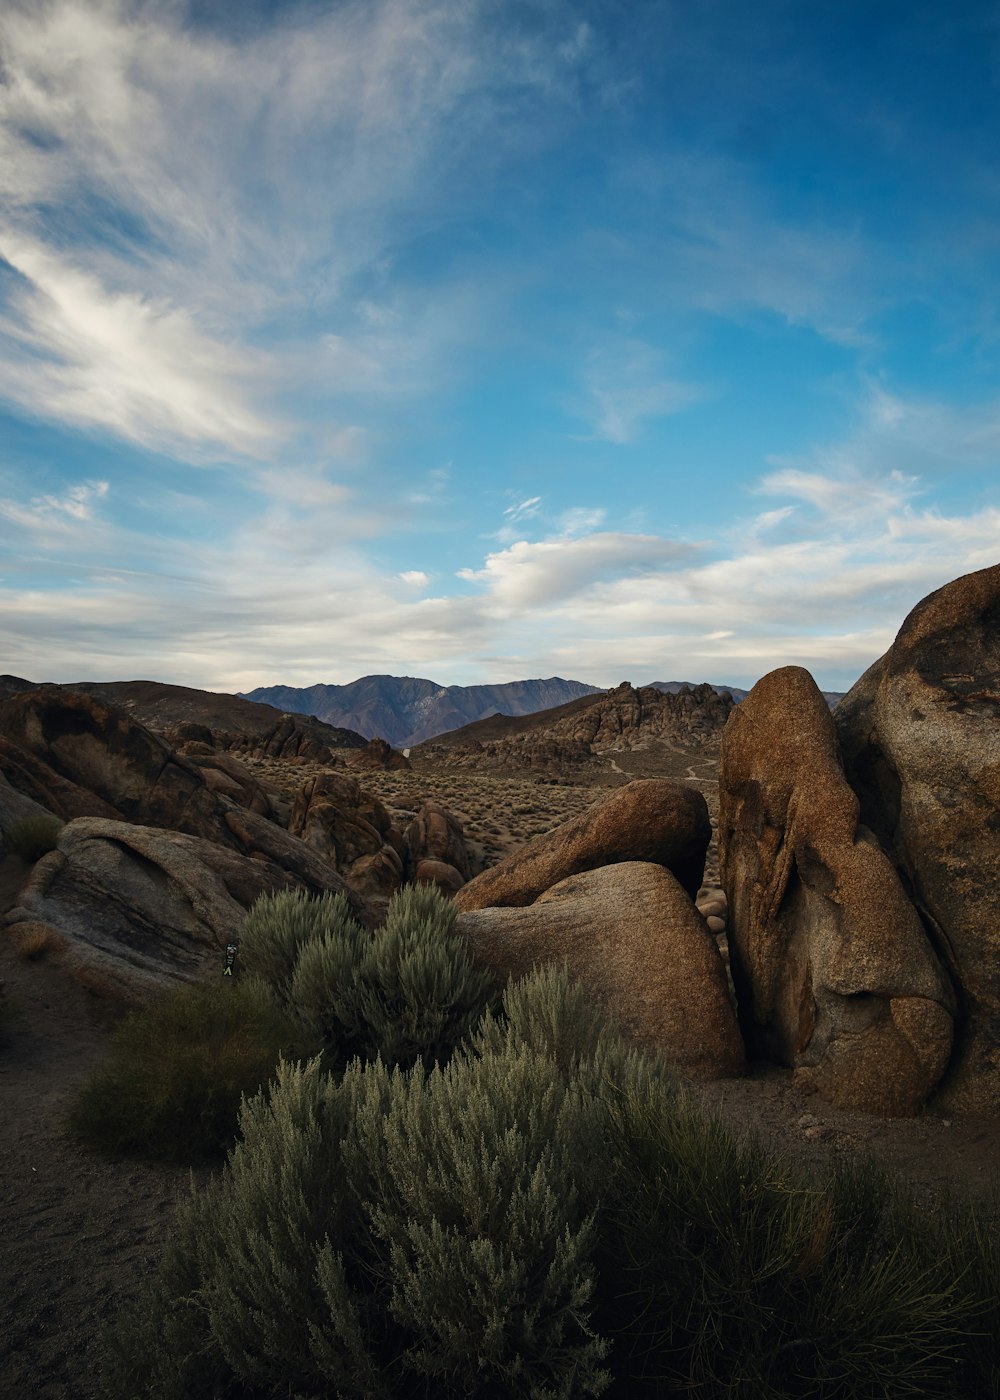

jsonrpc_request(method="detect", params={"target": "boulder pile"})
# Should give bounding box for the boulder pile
[718,564,1000,1115]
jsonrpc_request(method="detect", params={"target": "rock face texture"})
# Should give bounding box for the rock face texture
[719,666,954,1116]
[404,800,472,888]
[458,861,744,1076]
[835,564,1000,1114]
[346,737,412,772]
[288,772,406,899]
[0,770,57,841]
[415,682,734,778]
[2,818,343,1002]
[456,779,711,911]
[0,689,366,910]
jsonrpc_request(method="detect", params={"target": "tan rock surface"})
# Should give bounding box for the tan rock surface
[719,666,953,1115]
[1,817,349,1003]
[457,860,744,1076]
[456,778,710,909]
[836,563,1000,1113]
[404,799,471,881]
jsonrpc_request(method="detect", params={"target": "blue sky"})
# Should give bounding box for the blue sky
[1,0,998,694]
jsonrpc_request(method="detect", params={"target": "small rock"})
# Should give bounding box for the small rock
[706,914,726,934]
[797,1112,820,1129]
[803,1125,831,1143]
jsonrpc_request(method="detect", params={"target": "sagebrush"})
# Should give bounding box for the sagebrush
[94,963,1000,1399]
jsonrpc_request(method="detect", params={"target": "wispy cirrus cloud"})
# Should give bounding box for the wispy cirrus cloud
[0,0,598,462]
[578,339,705,443]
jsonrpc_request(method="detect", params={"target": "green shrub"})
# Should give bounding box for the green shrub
[91,962,1000,1400]
[597,1068,980,1398]
[3,812,63,861]
[254,882,497,1072]
[98,1045,611,1399]
[240,887,358,1000]
[471,960,619,1075]
[69,976,316,1164]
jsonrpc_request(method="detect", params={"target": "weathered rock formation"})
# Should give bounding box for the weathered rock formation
[458,861,744,1076]
[457,779,710,911]
[0,689,366,907]
[0,769,57,842]
[346,737,412,772]
[404,799,472,893]
[719,666,954,1115]
[3,818,353,1002]
[416,682,735,778]
[835,563,1000,1114]
[288,771,406,899]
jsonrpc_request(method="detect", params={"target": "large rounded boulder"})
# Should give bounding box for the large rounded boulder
[836,563,1000,1113]
[719,666,954,1115]
[458,861,744,1076]
[456,779,710,911]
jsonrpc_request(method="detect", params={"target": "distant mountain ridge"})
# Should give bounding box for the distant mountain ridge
[240,674,848,748]
[240,675,604,749]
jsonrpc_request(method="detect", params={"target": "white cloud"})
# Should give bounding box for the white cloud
[456,531,699,610]
[399,570,429,587]
[0,231,278,455]
[579,339,704,443]
[0,0,598,461]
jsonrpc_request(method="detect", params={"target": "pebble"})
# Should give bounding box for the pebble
[706,915,726,934]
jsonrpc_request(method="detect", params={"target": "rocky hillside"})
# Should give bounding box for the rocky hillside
[240,675,603,748]
[413,681,736,777]
[0,677,367,762]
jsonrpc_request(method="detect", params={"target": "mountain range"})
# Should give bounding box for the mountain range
[240,675,605,749]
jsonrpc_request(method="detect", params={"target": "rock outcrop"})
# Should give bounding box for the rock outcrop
[0,769,57,842]
[458,861,744,1076]
[415,682,735,778]
[288,772,406,899]
[457,779,710,911]
[3,818,352,1002]
[346,737,412,772]
[0,689,366,909]
[719,666,954,1115]
[404,800,472,892]
[835,563,1000,1113]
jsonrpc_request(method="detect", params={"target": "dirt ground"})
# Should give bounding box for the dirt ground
[2,764,998,1399]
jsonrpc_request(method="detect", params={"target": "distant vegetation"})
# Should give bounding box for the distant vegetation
[86,905,999,1400]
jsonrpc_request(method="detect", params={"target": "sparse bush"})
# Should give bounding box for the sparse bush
[255,882,497,1072]
[3,812,63,861]
[597,1069,984,1398]
[240,887,357,1000]
[70,976,316,1164]
[92,962,1000,1400]
[98,1045,611,1399]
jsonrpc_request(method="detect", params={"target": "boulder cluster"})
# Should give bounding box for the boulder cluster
[0,564,995,1118]
[719,564,999,1116]
[0,690,471,1001]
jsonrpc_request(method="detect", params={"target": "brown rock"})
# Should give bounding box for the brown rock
[2,817,349,1003]
[289,771,404,899]
[405,800,471,880]
[456,779,710,911]
[457,861,744,1077]
[719,665,954,1116]
[413,858,466,895]
[0,689,366,909]
[347,737,412,771]
[836,563,1000,1113]
[0,735,121,821]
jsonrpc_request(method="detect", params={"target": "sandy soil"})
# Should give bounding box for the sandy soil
[1,763,997,1399]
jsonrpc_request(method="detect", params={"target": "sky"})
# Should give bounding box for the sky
[1,0,999,695]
